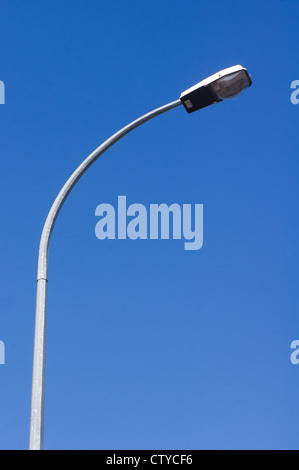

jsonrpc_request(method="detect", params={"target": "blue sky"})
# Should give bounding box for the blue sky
[0,0,299,450]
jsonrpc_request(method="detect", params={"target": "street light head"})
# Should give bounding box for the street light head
[180,65,252,113]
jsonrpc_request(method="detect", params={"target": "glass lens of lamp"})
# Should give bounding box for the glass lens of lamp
[210,70,251,100]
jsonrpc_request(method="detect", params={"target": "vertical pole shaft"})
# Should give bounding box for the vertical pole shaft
[29,278,48,450]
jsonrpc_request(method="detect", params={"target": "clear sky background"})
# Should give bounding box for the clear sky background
[0,0,298,450]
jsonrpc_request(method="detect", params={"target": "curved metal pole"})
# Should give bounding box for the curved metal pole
[29,98,182,450]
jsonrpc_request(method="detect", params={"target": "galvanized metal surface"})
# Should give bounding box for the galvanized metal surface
[29,99,182,450]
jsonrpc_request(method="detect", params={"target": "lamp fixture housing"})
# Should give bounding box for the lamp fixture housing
[180,65,252,113]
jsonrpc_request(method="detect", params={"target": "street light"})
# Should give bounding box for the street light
[29,65,252,450]
[180,65,252,112]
